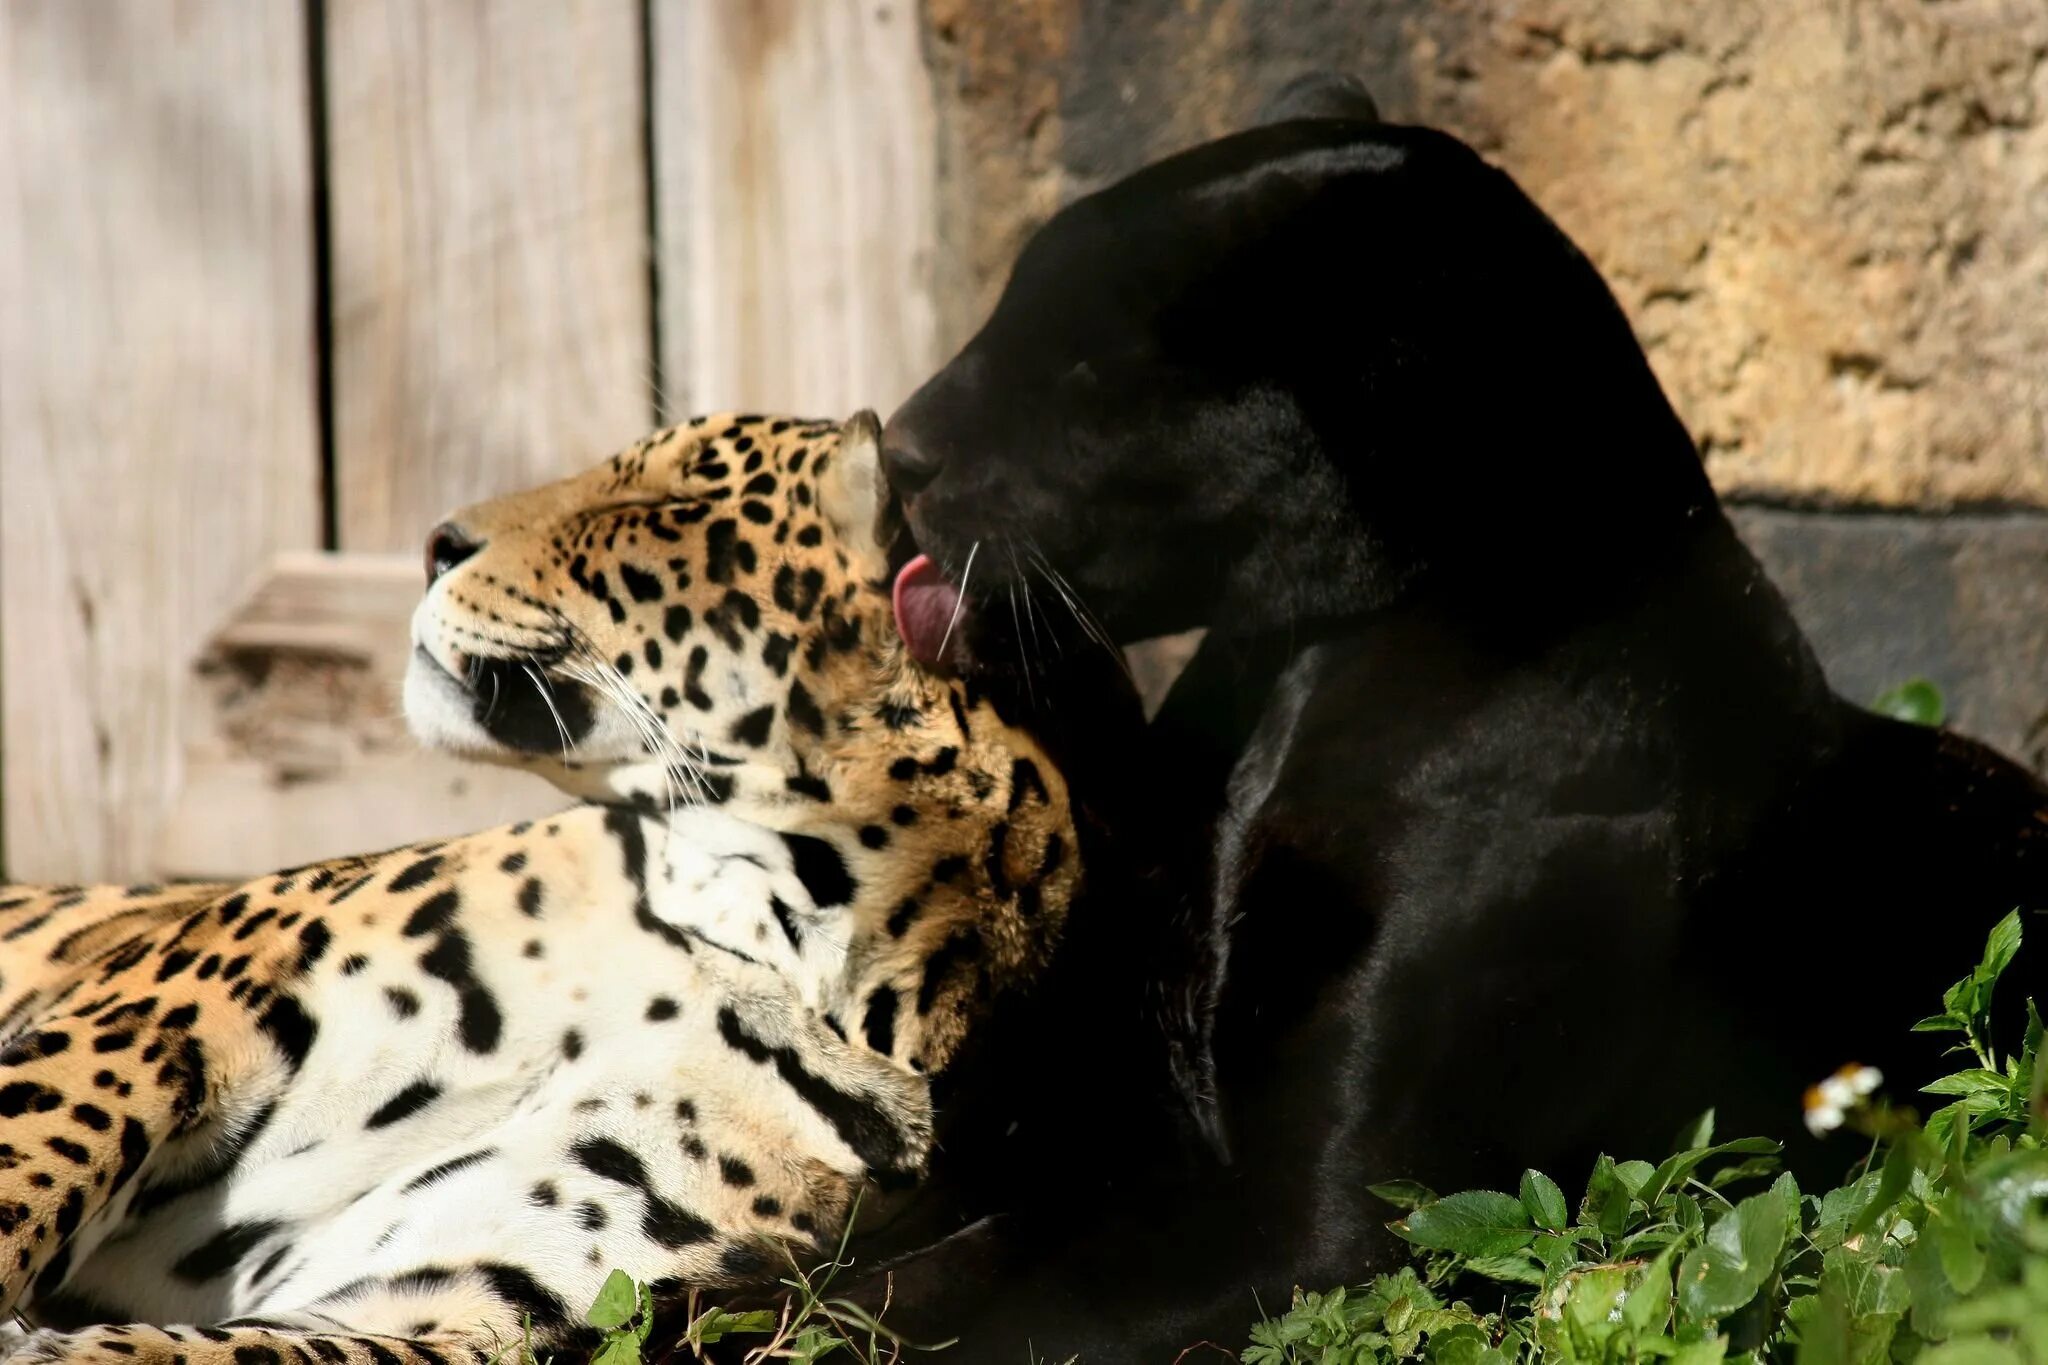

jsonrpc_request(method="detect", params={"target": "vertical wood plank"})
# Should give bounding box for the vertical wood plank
[326,0,653,552]
[655,0,940,419]
[0,2,319,882]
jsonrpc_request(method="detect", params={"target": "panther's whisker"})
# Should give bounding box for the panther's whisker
[1013,541,1057,663]
[938,540,980,661]
[1003,544,1037,711]
[1028,547,1131,680]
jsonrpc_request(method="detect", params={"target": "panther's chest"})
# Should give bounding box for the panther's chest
[36,807,931,1329]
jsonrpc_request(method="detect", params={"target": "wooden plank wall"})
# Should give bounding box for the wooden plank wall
[0,0,942,885]
[326,0,654,551]
[0,2,321,882]
[655,0,937,419]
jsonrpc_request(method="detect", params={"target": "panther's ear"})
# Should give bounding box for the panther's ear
[1254,72,1380,127]
[819,410,890,568]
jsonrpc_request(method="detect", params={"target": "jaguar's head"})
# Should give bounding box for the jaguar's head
[405,411,1148,1072]
[404,411,915,810]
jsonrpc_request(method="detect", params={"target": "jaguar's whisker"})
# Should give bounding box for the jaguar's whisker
[561,647,704,815]
[522,663,576,765]
[544,616,681,804]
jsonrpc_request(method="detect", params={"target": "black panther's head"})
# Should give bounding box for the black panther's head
[882,118,1712,656]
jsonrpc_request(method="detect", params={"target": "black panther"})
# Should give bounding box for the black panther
[850,88,2048,1361]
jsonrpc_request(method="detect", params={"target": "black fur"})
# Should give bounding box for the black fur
[853,117,2048,1359]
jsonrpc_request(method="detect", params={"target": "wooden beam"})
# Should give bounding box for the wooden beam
[325,0,654,552]
[654,0,940,420]
[155,552,561,881]
[0,2,319,881]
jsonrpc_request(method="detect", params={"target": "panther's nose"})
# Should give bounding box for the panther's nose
[424,522,482,585]
[881,425,944,497]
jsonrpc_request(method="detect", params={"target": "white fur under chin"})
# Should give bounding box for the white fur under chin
[401,636,718,808]
[400,647,510,759]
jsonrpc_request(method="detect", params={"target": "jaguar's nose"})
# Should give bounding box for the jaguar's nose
[424,522,482,585]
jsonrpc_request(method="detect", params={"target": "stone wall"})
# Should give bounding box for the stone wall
[918,0,2048,761]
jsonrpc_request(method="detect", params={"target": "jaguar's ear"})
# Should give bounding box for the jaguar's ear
[818,410,890,568]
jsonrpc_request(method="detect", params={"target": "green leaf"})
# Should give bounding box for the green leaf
[590,1334,641,1365]
[1522,1169,1570,1232]
[1925,1099,1972,1160]
[1922,1069,2012,1097]
[1815,1171,1883,1250]
[782,1324,847,1363]
[1770,1170,1802,1244]
[1677,1184,1791,1321]
[1674,1110,1716,1155]
[2027,1000,2048,1126]
[1908,1220,1964,1341]
[1533,1232,1580,1281]
[1708,1155,1782,1190]
[690,1308,778,1346]
[1931,1204,1986,1295]
[1917,1342,2025,1365]
[586,1268,639,1330]
[1397,1190,1535,1257]
[1583,1156,1634,1238]
[1821,1247,1910,1319]
[1616,1160,1658,1196]
[1371,1179,1438,1212]
[1564,1268,1630,1326]
[1982,910,2023,984]
[1962,1148,2048,1244]
[1639,1138,1781,1209]
[1623,1246,1679,1335]
[1465,1253,1547,1287]
[1850,1139,1919,1240]
[1429,1323,1496,1365]
[1668,1335,1728,1365]
[1873,679,1945,726]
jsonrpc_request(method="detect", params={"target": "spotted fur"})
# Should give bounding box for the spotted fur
[0,413,1079,1364]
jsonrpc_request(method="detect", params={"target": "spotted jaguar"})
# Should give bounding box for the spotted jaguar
[0,412,1085,1363]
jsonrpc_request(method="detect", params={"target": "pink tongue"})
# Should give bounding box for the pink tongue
[892,554,964,665]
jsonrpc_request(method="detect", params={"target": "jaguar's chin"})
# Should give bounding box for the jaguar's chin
[402,646,599,762]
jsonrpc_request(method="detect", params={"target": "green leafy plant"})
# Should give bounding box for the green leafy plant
[1246,910,2048,1365]
[583,1190,948,1365]
[588,1269,657,1365]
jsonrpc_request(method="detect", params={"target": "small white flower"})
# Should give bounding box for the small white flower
[1804,1095,1845,1137]
[1803,1063,1883,1137]
[1818,1075,1856,1110]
